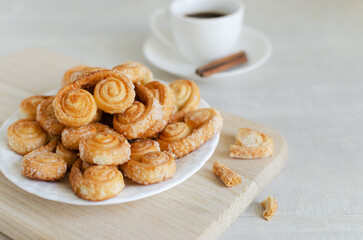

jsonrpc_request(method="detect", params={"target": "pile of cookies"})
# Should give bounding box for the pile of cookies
[7,62,223,201]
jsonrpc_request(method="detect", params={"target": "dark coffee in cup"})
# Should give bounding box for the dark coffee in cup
[186,12,226,19]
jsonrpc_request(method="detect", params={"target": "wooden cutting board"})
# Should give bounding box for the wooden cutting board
[0,49,287,240]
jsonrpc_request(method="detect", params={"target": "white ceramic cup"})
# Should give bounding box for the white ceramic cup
[150,0,244,64]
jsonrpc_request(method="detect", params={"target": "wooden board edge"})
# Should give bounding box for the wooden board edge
[199,181,259,240]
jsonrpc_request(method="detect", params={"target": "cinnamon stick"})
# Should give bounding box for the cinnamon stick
[196,51,248,77]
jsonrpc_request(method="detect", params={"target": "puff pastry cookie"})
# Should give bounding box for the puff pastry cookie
[169,79,200,123]
[113,83,162,139]
[62,65,90,86]
[62,66,106,86]
[36,96,65,136]
[53,87,97,127]
[143,81,176,138]
[20,95,49,120]
[21,140,67,181]
[121,151,176,185]
[93,72,135,114]
[61,124,98,150]
[7,119,47,155]
[230,128,273,159]
[113,61,153,84]
[130,139,160,161]
[79,131,131,165]
[157,108,223,158]
[56,142,78,169]
[69,159,125,201]
[61,122,114,150]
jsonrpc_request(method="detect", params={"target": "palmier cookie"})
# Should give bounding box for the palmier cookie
[7,119,47,155]
[53,85,97,127]
[230,128,274,159]
[36,96,65,136]
[130,139,160,161]
[169,79,200,123]
[62,65,90,86]
[67,66,107,87]
[157,108,223,158]
[62,66,107,86]
[93,72,135,114]
[121,151,176,185]
[61,123,113,150]
[20,95,49,120]
[70,159,125,201]
[143,81,176,138]
[79,132,131,165]
[21,140,67,181]
[113,61,153,84]
[56,143,78,169]
[113,83,162,139]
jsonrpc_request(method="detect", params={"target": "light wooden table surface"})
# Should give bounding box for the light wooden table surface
[0,0,362,239]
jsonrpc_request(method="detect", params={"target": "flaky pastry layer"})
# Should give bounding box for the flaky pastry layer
[113,61,153,84]
[79,132,131,165]
[56,142,78,170]
[169,79,200,123]
[121,151,176,185]
[7,119,47,155]
[113,83,162,139]
[69,159,125,201]
[230,128,274,159]
[158,108,223,158]
[36,96,65,136]
[20,95,49,120]
[143,81,176,138]
[213,161,241,187]
[21,140,67,181]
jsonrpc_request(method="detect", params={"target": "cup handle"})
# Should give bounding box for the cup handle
[150,7,174,48]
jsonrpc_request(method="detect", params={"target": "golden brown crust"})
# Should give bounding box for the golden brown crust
[261,196,278,221]
[143,81,176,138]
[19,95,49,120]
[69,159,125,201]
[93,76,135,114]
[121,151,176,185]
[53,87,97,127]
[130,139,160,161]
[113,61,153,84]
[21,140,67,181]
[169,80,200,123]
[79,132,131,165]
[55,70,136,127]
[113,83,162,139]
[61,124,98,150]
[213,161,241,187]
[90,122,115,134]
[56,143,78,169]
[230,128,274,159]
[61,122,115,150]
[36,96,65,135]
[157,108,223,158]
[7,119,47,155]
[63,66,107,86]
[62,65,90,86]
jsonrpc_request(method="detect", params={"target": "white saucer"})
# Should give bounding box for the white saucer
[143,26,272,81]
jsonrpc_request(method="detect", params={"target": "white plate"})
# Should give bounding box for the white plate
[143,26,272,81]
[0,89,219,205]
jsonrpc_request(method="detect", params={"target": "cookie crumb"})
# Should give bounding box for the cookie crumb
[213,161,241,187]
